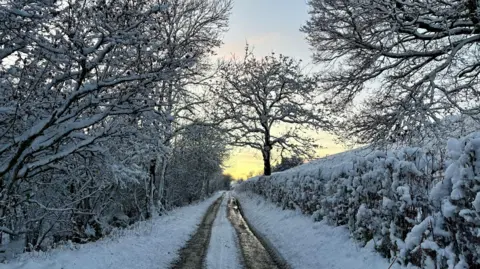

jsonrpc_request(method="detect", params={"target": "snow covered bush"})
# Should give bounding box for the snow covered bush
[239,139,480,267]
[406,133,480,268]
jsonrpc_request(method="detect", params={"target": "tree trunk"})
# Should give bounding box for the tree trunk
[262,147,272,176]
[263,128,272,176]
[147,158,156,219]
[154,81,173,211]
[205,175,210,196]
[155,155,168,211]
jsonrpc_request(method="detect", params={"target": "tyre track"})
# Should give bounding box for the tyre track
[227,196,290,269]
[170,194,224,269]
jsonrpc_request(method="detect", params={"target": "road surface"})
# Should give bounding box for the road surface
[170,192,289,269]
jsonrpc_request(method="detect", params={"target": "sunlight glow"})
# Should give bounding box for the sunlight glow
[224,132,348,180]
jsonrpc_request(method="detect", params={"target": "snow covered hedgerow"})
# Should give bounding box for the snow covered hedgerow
[406,133,480,268]
[238,143,461,267]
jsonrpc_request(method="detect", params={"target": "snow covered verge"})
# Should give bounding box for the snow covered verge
[0,193,222,269]
[237,132,480,268]
[235,191,403,269]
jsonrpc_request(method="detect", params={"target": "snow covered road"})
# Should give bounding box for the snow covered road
[205,193,242,269]
[0,191,407,269]
[173,192,285,269]
[227,196,288,269]
[171,195,224,269]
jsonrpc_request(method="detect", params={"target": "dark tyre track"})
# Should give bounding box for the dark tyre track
[170,194,224,269]
[228,197,290,269]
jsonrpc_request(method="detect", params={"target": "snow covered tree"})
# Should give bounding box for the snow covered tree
[0,0,231,251]
[302,0,480,145]
[166,124,228,206]
[1,0,174,240]
[213,49,331,175]
[143,0,231,213]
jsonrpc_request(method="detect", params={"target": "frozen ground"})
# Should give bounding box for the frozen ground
[205,193,242,269]
[235,191,404,269]
[0,192,222,269]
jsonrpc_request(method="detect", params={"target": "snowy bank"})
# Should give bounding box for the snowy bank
[236,191,402,269]
[0,193,222,269]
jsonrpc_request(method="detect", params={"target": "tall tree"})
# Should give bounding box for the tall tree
[301,0,480,145]
[1,0,176,236]
[143,0,231,212]
[213,50,330,176]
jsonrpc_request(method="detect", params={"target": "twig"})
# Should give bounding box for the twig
[388,256,398,269]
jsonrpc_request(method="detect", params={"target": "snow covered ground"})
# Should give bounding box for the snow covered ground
[235,191,404,269]
[205,193,242,269]
[0,193,223,269]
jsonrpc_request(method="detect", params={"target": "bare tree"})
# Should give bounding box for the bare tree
[302,0,480,145]
[213,49,331,176]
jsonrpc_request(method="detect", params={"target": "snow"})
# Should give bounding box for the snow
[235,191,403,269]
[441,200,457,218]
[10,9,33,18]
[205,193,242,269]
[396,186,412,204]
[0,107,14,114]
[356,204,369,221]
[473,192,480,212]
[447,139,462,159]
[382,197,394,209]
[404,216,432,251]
[0,193,222,269]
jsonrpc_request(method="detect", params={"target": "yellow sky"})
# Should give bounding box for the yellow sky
[223,132,347,179]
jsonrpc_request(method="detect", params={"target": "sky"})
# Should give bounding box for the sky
[216,0,313,61]
[216,0,347,179]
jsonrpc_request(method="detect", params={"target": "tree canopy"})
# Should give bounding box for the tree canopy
[302,0,480,145]
[0,0,231,250]
[213,49,331,175]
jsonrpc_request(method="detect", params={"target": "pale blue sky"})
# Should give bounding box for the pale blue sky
[217,0,312,61]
